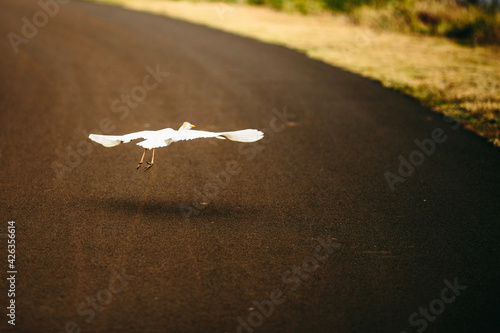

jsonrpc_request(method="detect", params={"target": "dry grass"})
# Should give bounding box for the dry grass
[87,0,500,146]
[352,0,500,45]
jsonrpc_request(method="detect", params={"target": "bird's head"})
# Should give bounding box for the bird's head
[179,122,195,130]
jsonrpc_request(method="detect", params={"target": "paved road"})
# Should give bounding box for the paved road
[1,1,499,332]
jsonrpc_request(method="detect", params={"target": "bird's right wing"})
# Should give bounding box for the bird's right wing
[89,131,153,147]
[170,130,222,142]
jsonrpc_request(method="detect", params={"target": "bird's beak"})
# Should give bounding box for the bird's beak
[190,125,195,128]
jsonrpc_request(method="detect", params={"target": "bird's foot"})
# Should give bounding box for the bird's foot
[144,162,154,172]
[136,162,142,171]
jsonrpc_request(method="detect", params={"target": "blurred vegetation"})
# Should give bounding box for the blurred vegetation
[186,0,499,45]
[350,0,500,45]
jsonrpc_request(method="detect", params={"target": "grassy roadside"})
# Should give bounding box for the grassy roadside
[86,0,500,146]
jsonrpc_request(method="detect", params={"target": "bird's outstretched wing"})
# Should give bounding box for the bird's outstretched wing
[171,129,264,143]
[219,129,264,142]
[89,131,154,147]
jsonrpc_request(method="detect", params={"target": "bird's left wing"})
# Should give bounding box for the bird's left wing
[89,131,153,147]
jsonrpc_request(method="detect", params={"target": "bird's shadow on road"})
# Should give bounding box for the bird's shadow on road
[88,196,266,227]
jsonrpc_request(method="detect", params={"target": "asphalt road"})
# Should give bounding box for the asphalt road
[1,1,499,332]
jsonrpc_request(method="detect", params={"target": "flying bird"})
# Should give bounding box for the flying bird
[89,122,264,171]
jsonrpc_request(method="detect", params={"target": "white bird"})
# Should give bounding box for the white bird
[89,122,264,171]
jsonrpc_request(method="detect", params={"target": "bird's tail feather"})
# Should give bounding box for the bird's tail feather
[220,129,264,143]
[89,134,122,147]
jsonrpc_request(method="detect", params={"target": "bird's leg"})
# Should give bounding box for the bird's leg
[144,148,155,171]
[136,148,147,171]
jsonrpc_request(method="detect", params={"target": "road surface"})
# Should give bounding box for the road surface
[0,0,499,332]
